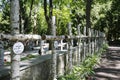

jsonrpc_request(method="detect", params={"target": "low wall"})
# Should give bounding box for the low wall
[0,48,79,80]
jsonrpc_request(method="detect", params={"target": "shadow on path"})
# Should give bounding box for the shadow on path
[93,46,120,80]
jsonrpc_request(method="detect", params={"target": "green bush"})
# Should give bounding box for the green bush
[58,54,99,80]
[58,44,108,80]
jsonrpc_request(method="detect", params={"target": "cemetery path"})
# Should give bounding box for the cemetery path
[93,46,120,80]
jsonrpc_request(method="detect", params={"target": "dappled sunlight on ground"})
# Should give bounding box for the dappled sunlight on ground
[93,46,120,80]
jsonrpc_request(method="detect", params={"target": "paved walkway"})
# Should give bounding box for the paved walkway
[93,46,120,80]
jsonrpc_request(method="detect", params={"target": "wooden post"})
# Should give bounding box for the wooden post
[83,27,86,60]
[101,32,104,47]
[96,30,99,52]
[21,20,24,33]
[60,40,63,50]
[94,30,97,53]
[91,29,94,55]
[0,41,4,66]
[88,28,91,55]
[40,40,44,55]
[51,16,57,80]
[77,24,81,65]
[99,31,102,49]
[102,32,106,44]
[10,0,20,80]
[68,22,73,73]
[64,50,68,75]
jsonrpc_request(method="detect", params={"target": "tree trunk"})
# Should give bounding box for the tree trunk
[49,0,53,34]
[33,6,38,34]
[29,0,34,18]
[19,0,26,34]
[44,0,53,50]
[10,0,20,80]
[44,0,53,35]
[86,0,93,34]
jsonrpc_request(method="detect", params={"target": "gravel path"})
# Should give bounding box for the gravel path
[93,46,120,80]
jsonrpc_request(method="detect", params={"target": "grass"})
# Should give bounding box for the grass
[21,54,38,61]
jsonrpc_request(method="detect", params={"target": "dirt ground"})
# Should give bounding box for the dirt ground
[93,46,120,80]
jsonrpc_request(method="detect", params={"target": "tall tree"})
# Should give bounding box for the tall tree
[44,0,53,50]
[44,0,53,35]
[19,0,31,33]
[19,0,39,34]
[86,0,93,35]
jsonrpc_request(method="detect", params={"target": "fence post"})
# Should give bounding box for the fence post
[102,32,106,44]
[40,40,44,55]
[99,31,102,48]
[83,27,86,60]
[68,22,73,73]
[96,30,99,52]
[10,0,21,80]
[91,29,93,55]
[88,28,91,55]
[59,40,62,50]
[94,30,97,53]
[51,16,57,80]
[77,24,81,65]
[92,29,95,54]
[0,41,4,67]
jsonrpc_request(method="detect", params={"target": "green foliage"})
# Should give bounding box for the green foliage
[21,54,37,61]
[58,73,78,80]
[74,55,98,79]
[0,0,119,40]
[92,0,112,29]
[4,61,11,66]
[99,43,108,53]
[92,0,120,41]
[37,7,47,34]
[53,6,71,35]
[53,0,86,35]
[58,44,108,80]
[70,0,86,35]
[102,44,108,50]
[58,54,100,80]
[0,0,11,33]
[106,0,120,40]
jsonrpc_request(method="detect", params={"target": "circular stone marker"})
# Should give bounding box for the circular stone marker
[13,42,24,54]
